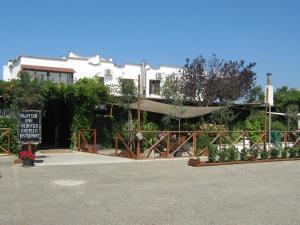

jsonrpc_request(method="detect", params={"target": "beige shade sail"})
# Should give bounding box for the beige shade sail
[125,99,224,118]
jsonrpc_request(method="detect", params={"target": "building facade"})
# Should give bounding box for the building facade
[3,52,180,99]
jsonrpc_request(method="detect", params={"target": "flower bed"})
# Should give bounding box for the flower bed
[188,157,300,167]
[188,145,300,167]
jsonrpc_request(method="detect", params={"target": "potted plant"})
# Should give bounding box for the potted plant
[218,147,228,162]
[261,150,269,160]
[270,145,281,159]
[208,144,217,163]
[281,147,288,158]
[20,150,35,167]
[228,146,239,161]
[250,148,259,160]
[240,148,249,161]
[289,147,297,158]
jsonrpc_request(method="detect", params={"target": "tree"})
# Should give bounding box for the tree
[161,73,183,103]
[11,71,45,113]
[0,80,17,108]
[64,76,110,148]
[161,73,186,131]
[167,54,256,106]
[286,104,298,130]
[274,86,300,112]
[210,107,239,130]
[274,86,300,130]
[110,78,138,148]
[245,85,264,103]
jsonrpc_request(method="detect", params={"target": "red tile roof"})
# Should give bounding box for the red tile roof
[21,65,75,73]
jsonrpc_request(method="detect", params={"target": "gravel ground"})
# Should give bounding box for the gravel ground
[0,155,300,225]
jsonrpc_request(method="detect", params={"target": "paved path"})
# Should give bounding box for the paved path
[34,151,133,166]
[1,156,300,225]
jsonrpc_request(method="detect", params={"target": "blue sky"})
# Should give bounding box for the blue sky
[0,0,299,88]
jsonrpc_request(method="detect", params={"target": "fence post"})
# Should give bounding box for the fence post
[77,131,81,151]
[193,133,197,157]
[115,134,119,156]
[166,133,170,157]
[8,129,11,154]
[93,129,96,146]
[284,132,288,148]
[218,132,222,150]
[242,131,245,150]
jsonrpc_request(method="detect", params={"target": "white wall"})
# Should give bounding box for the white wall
[3,53,180,99]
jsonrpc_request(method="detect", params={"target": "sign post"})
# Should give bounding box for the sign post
[18,110,42,166]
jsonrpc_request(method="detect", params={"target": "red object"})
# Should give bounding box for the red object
[19,151,35,160]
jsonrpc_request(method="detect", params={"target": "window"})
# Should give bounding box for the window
[23,70,47,80]
[61,73,73,84]
[155,72,162,80]
[22,69,73,84]
[49,72,60,83]
[149,80,161,95]
[98,77,104,85]
[35,71,47,80]
[104,69,113,82]
[120,78,135,93]
[24,70,36,77]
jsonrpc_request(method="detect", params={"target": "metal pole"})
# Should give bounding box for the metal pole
[269,103,271,150]
[264,101,268,151]
[138,75,141,131]
[266,73,272,150]
[142,60,145,95]
[137,74,141,159]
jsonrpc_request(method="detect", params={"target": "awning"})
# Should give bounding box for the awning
[126,99,224,118]
[21,65,75,73]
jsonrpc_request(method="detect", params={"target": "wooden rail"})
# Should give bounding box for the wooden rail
[76,129,97,153]
[0,128,11,154]
[115,130,300,159]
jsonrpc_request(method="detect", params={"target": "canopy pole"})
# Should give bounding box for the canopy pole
[137,74,141,159]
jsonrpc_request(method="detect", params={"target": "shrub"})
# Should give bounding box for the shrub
[261,150,269,160]
[197,134,212,151]
[228,146,239,161]
[270,146,281,158]
[0,117,19,154]
[230,130,241,142]
[289,147,297,158]
[297,147,300,157]
[121,119,159,148]
[271,120,286,131]
[199,123,225,132]
[208,144,217,163]
[281,147,288,158]
[250,148,260,159]
[240,148,249,161]
[218,147,228,162]
[245,111,265,143]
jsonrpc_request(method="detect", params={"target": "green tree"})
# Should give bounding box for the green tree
[161,73,186,131]
[11,71,45,113]
[64,77,110,148]
[246,85,264,103]
[274,86,300,112]
[274,86,300,130]
[210,107,238,129]
[0,80,17,108]
[245,111,265,142]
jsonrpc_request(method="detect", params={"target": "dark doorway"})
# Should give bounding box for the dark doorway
[41,99,71,149]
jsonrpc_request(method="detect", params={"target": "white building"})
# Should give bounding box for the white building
[3,52,180,99]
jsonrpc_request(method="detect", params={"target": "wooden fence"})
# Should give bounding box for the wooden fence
[0,128,11,154]
[115,130,300,159]
[76,129,97,153]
